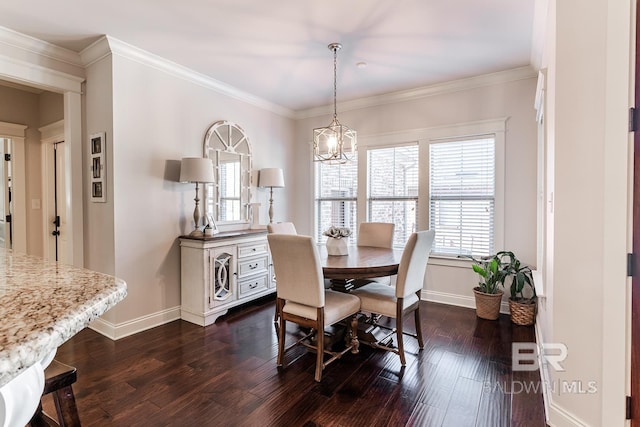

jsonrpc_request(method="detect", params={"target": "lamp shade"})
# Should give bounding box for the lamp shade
[259,168,285,188]
[180,157,215,183]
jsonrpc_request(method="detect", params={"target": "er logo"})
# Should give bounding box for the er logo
[512,342,567,372]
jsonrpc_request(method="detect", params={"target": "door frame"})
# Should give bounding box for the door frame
[633,0,640,423]
[39,120,65,261]
[0,122,26,254]
[0,55,84,267]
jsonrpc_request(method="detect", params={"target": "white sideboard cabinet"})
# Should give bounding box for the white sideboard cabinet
[180,229,275,326]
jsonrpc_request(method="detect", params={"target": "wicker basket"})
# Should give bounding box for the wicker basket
[473,288,503,320]
[509,299,537,326]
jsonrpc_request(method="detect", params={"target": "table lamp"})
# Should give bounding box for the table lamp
[259,168,284,224]
[180,157,215,236]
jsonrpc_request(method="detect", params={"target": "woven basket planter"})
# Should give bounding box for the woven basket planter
[473,288,503,320]
[509,298,537,326]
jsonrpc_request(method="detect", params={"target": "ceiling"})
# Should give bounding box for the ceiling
[0,0,539,112]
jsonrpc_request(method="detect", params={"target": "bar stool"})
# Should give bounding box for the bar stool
[28,359,81,427]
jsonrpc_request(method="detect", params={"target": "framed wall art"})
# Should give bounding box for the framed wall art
[89,132,106,202]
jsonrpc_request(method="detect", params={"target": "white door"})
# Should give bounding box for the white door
[44,141,68,263]
[0,138,11,249]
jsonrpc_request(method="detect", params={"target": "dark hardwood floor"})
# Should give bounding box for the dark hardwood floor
[45,299,546,426]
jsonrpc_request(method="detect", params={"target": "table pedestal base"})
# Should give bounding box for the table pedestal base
[329,279,355,292]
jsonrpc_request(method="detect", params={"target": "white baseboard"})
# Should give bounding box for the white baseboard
[90,291,505,340]
[535,322,551,424]
[535,318,588,427]
[89,306,181,340]
[421,289,510,314]
[547,402,588,427]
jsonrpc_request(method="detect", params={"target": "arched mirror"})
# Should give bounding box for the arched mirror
[203,121,252,223]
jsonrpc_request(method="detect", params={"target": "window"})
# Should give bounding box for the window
[367,145,418,247]
[219,160,240,221]
[429,137,495,257]
[314,157,358,243]
[312,119,505,260]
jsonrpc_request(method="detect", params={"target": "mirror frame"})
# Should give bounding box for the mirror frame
[202,120,252,224]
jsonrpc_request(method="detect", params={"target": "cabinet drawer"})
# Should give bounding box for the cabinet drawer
[239,275,269,297]
[238,241,268,258]
[238,255,269,277]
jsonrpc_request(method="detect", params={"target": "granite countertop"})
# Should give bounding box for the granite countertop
[0,248,127,387]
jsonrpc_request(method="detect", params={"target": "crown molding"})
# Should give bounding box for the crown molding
[0,26,83,92]
[81,36,295,119]
[0,25,82,67]
[5,23,535,121]
[295,66,537,120]
[79,36,111,67]
[0,53,84,93]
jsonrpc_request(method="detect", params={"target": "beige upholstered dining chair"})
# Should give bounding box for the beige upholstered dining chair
[351,229,435,365]
[267,234,361,382]
[267,222,297,324]
[267,222,297,235]
[357,222,395,248]
[355,222,395,287]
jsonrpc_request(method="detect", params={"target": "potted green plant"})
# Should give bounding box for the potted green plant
[500,251,536,325]
[468,253,508,320]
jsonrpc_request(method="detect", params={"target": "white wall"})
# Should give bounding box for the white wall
[84,47,296,329]
[293,73,539,307]
[83,53,116,324]
[39,91,63,126]
[538,0,631,425]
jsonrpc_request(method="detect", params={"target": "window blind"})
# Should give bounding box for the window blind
[429,137,495,257]
[367,145,418,247]
[314,157,358,242]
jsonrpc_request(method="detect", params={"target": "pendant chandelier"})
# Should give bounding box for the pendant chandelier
[313,43,357,164]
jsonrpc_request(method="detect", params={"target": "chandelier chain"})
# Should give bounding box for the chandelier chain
[312,42,356,164]
[333,46,337,120]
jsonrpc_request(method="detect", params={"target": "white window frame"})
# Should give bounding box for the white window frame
[313,158,358,243]
[365,143,419,248]
[420,119,506,267]
[427,136,497,258]
[312,118,506,267]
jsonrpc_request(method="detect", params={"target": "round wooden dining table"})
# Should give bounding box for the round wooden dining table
[319,245,404,291]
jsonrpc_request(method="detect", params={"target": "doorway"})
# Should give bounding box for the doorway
[0,138,11,249]
[46,141,67,262]
[40,119,69,264]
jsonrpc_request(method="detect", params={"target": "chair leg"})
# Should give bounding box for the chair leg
[273,299,282,338]
[52,385,81,427]
[396,321,406,366]
[277,312,286,367]
[349,315,359,354]
[396,298,406,366]
[273,299,279,324]
[414,300,424,349]
[314,308,325,382]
